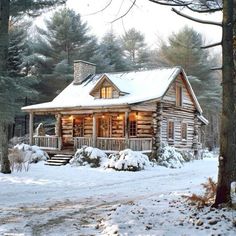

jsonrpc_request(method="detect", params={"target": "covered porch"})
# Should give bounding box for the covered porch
[29,110,154,153]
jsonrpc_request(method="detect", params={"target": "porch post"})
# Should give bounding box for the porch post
[151,102,162,159]
[92,114,97,147]
[193,112,199,158]
[124,111,129,148]
[55,114,62,150]
[29,112,34,145]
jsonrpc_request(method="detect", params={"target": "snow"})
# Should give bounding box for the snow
[1,157,235,235]
[22,67,202,114]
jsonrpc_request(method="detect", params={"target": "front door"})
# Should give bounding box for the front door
[97,116,110,137]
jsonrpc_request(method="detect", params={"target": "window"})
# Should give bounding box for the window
[129,113,137,137]
[181,122,187,140]
[176,85,183,107]
[168,120,174,140]
[100,86,112,98]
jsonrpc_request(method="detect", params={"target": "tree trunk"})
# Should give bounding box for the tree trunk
[0,0,11,174]
[0,0,10,72]
[0,122,11,174]
[214,0,235,206]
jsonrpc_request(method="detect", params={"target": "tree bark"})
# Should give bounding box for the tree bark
[214,0,235,206]
[0,0,10,73]
[0,122,11,174]
[0,0,11,174]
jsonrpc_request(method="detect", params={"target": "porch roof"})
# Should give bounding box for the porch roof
[22,67,202,113]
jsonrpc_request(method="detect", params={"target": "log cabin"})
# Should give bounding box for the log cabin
[21,60,208,156]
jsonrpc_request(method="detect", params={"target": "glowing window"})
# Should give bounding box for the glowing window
[100,86,112,98]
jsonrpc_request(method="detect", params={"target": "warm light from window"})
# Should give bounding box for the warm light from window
[100,86,112,98]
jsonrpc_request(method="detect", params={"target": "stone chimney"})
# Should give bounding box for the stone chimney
[73,60,96,85]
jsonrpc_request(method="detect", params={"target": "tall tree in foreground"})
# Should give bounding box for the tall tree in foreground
[0,0,11,173]
[145,0,234,206]
[0,0,66,174]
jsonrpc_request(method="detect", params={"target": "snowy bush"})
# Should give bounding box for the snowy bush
[13,143,49,163]
[106,149,150,171]
[70,146,108,168]
[179,150,194,162]
[200,149,215,159]
[157,144,185,168]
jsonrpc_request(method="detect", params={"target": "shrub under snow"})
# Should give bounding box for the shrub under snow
[70,146,108,168]
[200,149,215,159]
[157,144,185,168]
[107,149,150,171]
[13,143,49,163]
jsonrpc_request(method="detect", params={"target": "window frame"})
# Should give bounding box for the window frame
[129,113,137,137]
[100,86,113,99]
[181,122,188,141]
[176,84,183,107]
[167,120,175,141]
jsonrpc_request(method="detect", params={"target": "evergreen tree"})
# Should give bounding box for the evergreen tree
[99,31,129,72]
[121,28,150,69]
[34,8,104,101]
[0,0,66,174]
[7,20,32,76]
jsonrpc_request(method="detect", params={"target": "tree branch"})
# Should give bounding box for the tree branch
[110,0,136,23]
[211,67,222,71]
[83,0,113,16]
[201,42,222,49]
[148,0,189,7]
[172,8,222,27]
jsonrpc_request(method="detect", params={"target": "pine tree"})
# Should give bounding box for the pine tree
[121,28,150,69]
[0,0,66,174]
[99,30,129,72]
[34,8,102,101]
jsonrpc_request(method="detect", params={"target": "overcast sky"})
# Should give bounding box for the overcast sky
[65,0,222,51]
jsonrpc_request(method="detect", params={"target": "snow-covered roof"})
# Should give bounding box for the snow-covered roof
[22,67,202,113]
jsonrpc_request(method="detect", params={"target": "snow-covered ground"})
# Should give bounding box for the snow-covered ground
[0,157,235,235]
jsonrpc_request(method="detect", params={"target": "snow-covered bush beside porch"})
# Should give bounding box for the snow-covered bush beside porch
[70,146,108,167]
[106,149,150,171]
[13,143,49,163]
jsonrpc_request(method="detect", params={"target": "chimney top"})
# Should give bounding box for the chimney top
[73,60,96,85]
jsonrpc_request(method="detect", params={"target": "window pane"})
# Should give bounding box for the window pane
[168,121,174,139]
[176,86,182,106]
[181,123,187,140]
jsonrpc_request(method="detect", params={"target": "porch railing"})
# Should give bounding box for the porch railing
[96,137,126,151]
[33,136,62,150]
[74,137,92,150]
[33,136,152,152]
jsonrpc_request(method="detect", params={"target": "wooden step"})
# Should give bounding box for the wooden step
[45,162,64,166]
[47,159,68,163]
[45,154,73,166]
[51,157,71,160]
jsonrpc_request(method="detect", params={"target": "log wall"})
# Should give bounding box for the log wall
[161,74,197,149]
